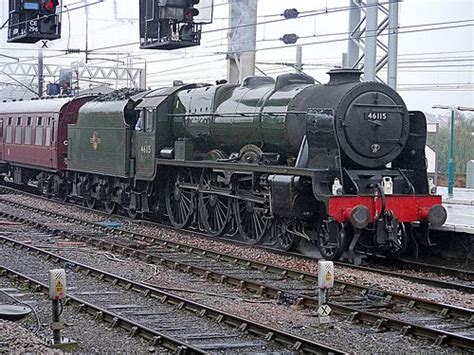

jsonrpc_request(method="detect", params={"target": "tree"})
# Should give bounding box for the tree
[427,112,474,174]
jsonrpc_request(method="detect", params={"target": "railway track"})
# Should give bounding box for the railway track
[0,265,204,354]
[0,235,343,354]
[0,190,472,294]
[1,186,473,289]
[0,197,472,350]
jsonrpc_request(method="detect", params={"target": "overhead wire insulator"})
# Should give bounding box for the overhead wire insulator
[283,8,299,19]
[281,33,298,44]
[66,49,81,54]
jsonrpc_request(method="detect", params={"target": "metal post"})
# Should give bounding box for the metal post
[347,0,361,68]
[52,299,61,344]
[38,49,44,97]
[342,52,348,68]
[318,289,327,306]
[316,260,334,324]
[84,0,89,64]
[141,61,147,90]
[387,0,399,89]
[295,46,302,72]
[448,108,455,197]
[227,0,258,84]
[364,0,378,81]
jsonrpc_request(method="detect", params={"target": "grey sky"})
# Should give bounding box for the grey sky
[0,0,473,113]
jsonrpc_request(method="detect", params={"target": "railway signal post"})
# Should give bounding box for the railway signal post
[317,260,334,324]
[48,269,77,350]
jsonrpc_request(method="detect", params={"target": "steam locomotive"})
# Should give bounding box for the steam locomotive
[0,69,447,261]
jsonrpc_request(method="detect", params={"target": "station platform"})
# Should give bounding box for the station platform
[437,203,474,234]
[437,186,474,206]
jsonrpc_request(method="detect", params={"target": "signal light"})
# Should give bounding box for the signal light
[184,0,199,21]
[184,8,199,20]
[41,0,59,14]
[39,16,58,34]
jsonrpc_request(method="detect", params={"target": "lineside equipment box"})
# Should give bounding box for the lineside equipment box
[49,269,66,300]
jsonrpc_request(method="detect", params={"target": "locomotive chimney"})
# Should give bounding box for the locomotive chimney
[327,69,362,85]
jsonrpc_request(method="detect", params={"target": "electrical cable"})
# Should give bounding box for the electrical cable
[2,3,473,93]
[0,288,41,335]
[216,20,474,55]
[201,0,399,35]
[3,15,472,72]
[58,299,64,317]
[85,0,396,53]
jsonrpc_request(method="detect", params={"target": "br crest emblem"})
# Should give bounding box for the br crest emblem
[90,131,101,150]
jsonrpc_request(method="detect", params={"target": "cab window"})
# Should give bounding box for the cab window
[135,110,144,131]
[145,109,155,132]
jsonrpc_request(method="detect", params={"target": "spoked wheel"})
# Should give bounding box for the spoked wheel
[233,183,269,244]
[165,168,196,228]
[85,197,97,209]
[272,218,297,251]
[104,201,117,215]
[316,221,346,260]
[198,170,231,237]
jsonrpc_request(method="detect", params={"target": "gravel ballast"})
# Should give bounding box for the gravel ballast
[0,278,163,353]
[0,228,458,353]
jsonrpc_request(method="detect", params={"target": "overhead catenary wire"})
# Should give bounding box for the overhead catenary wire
[85,0,397,53]
[45,16,473,82]
[1,2,472,95]
[216,19,474,55]
[2,4,472,70]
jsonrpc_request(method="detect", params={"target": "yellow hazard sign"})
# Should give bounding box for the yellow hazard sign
[318,261,334,289]
[49,269,66,300]
[325,271,332,282]
[55,280,64,293]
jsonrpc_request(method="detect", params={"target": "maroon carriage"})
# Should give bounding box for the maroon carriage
[0,97,91,194]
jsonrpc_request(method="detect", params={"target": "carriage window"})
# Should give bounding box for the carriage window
[45,127,51,147]
[17,117,21,126]
[48,117,51,125]
[8,117,12,125]
[6,127,12,143]
[14,126,21,144]
[27,117,32,126]
[51,118,55,143]
[37,117,43,126]
[24,126,32,145]
[35,127,43,146]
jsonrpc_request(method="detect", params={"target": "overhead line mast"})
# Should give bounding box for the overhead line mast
[227,0,258,84]
[346,0,400,88]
